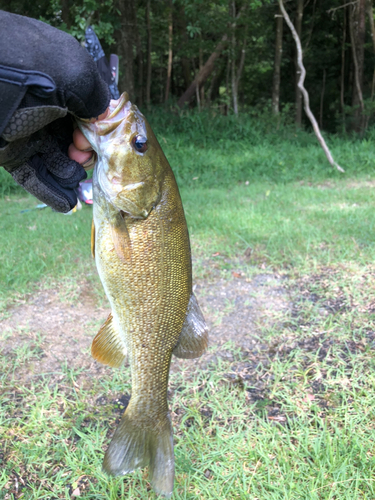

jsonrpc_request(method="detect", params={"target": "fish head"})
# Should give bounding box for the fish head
[78,93,165,219]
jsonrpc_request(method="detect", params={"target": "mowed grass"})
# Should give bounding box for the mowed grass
[2,110,375,498]
[2,302,375,499]
[0,198,95,310]
[2,177,375,307]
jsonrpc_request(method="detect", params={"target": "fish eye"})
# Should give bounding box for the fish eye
[132,135,148,153]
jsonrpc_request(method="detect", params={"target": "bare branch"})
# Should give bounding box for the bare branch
[278,0,345,173]
[327,1,359,14]
[177,6,244,108]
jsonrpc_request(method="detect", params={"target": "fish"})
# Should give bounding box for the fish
[78,92,208,498]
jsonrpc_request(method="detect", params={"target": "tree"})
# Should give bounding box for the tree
[177,34,228,109]
[114,0,136,99]
[272,6,283,115]
[1,0,374,128]
[295,0,303,126]
[350,0,366,132]
[165,0,173,102]
[146,0,152,108]
[230,2,247,115]
[279,0,344,172]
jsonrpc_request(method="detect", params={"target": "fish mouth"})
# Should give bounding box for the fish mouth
[107,94,130,120]
[95,94,132,136]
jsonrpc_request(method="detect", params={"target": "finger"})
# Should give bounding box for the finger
[68,143,93,164]
[72,127,92,151]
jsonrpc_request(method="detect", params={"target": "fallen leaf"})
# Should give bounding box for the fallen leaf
[72,487,80,497]
[204,469,213,479]
[232,271,242,278]
[303,394,315,402]
[268,415,286,422]
[244,247,252,258]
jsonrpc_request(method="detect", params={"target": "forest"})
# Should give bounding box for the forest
[2,0,375,135]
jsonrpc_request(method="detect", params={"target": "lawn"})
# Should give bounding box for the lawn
[1,110,375,499]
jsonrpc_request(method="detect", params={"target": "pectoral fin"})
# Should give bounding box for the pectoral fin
[110,212,132,262]
[173,294,208,359]
[92,313,127,368]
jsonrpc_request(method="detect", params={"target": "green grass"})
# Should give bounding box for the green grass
[2,110,375,498]
[2,319,375,498]
[0,197,95,310]
[2,177,375,309]
[183,179,375,269]
[147,107,375,187]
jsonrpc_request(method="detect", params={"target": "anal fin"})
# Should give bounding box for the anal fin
[92,313,127,368]
[173,294,208,359]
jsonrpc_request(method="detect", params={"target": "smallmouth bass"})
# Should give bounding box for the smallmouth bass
[78,93,208,497]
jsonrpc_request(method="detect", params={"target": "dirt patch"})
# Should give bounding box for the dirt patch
[0,269,290,386]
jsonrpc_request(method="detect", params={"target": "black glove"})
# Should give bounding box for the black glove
[0,11,110,212]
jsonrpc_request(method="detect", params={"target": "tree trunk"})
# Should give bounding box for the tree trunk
[114,0,135,99]
[367,0,375,102]
[199,45,205,106]
[134,11,143,107]
[61,0,71,29]
[295,0,303,126]
[231,0,237,114]
[207,67,217,105]
[349,1,365,132]
[180,5,191,89]
[234,38,246,113]
[340,6,347,120]
[146,0,152,108]
[225,50,230,115]
[231,36,247,115]
[177,35,228,108]
[165,0,173,102]
[272,8,283,114]
[196,81,201,111]
[319,68,326,128]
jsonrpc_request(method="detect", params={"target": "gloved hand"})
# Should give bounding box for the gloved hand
[0,11,110,212]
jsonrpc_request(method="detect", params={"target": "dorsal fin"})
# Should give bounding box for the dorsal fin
[173,294,208,359]
[92,314,127,368]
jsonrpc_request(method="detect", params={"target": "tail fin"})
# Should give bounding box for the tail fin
[103,409,175,498]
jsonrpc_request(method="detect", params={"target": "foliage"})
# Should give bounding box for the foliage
[2,0,374,130]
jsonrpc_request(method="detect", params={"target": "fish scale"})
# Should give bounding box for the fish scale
[78,93,208,497]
